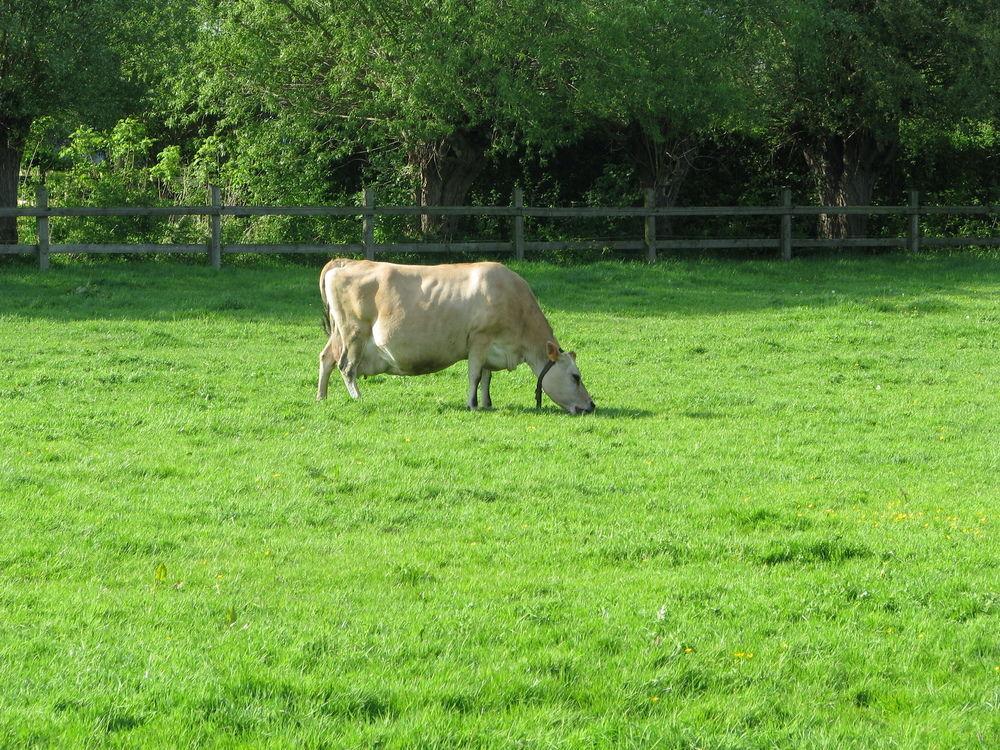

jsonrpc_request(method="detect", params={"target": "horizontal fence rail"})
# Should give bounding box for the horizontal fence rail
[1,186,998,270]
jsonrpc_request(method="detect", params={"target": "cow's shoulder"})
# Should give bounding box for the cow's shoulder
[458,261,525,289]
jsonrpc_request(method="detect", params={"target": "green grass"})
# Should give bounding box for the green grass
[0,253,997,748]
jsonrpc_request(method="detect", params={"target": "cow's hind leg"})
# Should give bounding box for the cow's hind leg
[338,329,366,399]
[479,369,493,409]
[317,332,342,400]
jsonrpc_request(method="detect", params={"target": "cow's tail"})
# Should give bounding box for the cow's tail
[321,304,332,337]
[319,258,352,337]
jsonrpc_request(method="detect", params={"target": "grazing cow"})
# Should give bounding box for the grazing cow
[317,259,596,413]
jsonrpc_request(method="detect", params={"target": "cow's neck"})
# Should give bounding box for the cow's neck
[520,304,558,376]
[523,332,558,377]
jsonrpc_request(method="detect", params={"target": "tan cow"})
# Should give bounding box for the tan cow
[317,259,596,413]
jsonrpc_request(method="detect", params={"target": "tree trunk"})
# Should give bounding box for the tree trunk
[628,124,699,237]
[0,131,25,245]
[408,129,488,237]
[803,130,895,239]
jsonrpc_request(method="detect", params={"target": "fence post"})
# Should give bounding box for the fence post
[363,188,375,260]
[781,188,792,261]
[36,185,49,271]
[643,188,656,263]
[907,190,920,253]
[209,185,221,269]
[513,187,525,261]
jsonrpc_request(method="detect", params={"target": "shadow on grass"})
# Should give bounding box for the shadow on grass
[0,252,997,324]
[500,405,656,419]
[432,403,656,418]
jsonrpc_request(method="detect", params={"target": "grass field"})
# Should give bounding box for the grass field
[0,252,997,748]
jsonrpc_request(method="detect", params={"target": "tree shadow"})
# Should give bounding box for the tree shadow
[0,252,996,325]
[519,252,999,319]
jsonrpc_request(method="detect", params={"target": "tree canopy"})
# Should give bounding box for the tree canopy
[3,0,999,244]
[0,0,191,241]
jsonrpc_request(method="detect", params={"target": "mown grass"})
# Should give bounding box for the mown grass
[0,252,997,748]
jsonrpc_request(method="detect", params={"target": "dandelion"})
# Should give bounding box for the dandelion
[733,651,754,659]
[683,647,694,654]
[649,695,659,702]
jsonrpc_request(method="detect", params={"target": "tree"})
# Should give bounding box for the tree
[0,0,192,243]
[1,1,122,242]
[769,0,1000,237]
[569,1,774,224]
[172,0,589,234]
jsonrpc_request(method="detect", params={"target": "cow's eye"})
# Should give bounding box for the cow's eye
[572,374,581,384]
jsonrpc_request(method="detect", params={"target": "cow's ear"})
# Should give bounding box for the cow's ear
[568,351,577,360]
[546,341,559,361]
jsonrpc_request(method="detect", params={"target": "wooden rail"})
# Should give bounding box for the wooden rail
[1,187,998,269]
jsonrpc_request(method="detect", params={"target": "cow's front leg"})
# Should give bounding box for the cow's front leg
[479,369,493,409]
[467,353,485,410]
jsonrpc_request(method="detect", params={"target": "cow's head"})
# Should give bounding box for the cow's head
[539,341,596,414]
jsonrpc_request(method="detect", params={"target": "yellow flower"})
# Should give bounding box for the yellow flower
[683,647,694,654]
[649,696,659,702]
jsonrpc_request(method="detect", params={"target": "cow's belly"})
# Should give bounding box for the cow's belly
[360,319,469,376]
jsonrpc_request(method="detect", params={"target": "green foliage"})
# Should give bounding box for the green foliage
[44,120,204,244]
[767,0,1000,141]
[0,256,997,746]
[572,1,772,134]
[6,0,1000,240]
[0,0,180,136]
[164,1,778,207]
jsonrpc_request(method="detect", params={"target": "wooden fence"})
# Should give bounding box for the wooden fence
[1,187,998,270]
